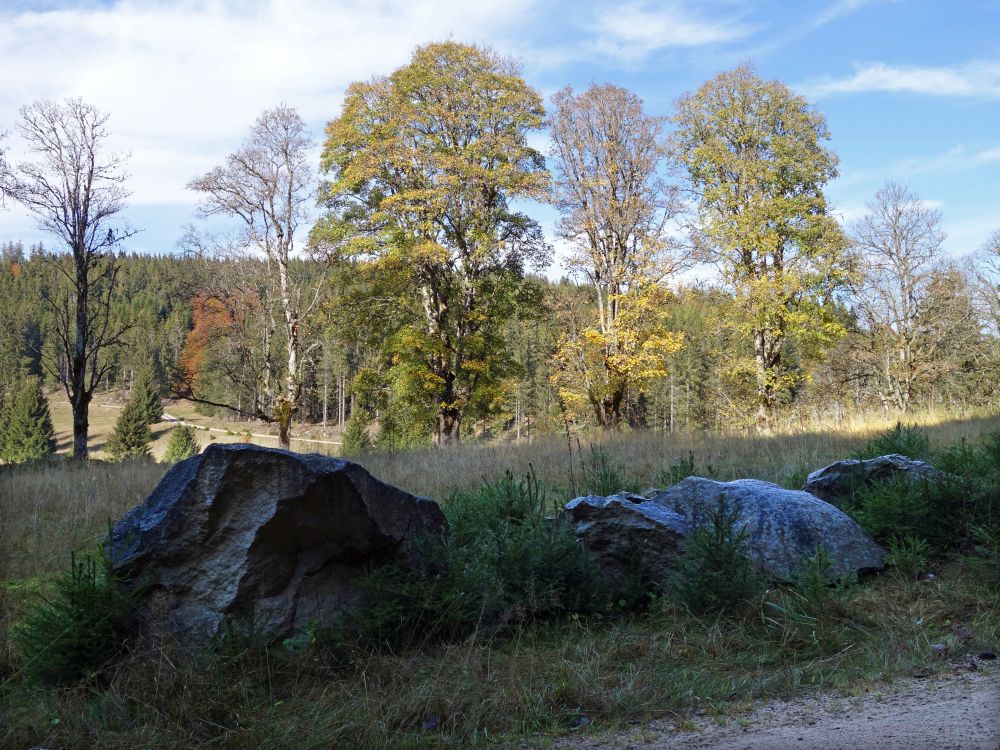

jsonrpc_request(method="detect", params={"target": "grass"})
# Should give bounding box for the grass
[1,411,999,748]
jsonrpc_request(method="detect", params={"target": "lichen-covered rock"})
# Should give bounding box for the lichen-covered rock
[650,477,885,581]
[562,493,690,591]
[109,443,446,641]
[803,454,945,504]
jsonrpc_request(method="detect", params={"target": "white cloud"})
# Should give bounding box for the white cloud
[586,2,753,62]
[811,0,896,28]
[0,0,538,211]
[806,60,1000,98]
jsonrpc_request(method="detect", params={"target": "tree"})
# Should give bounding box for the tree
[130,368,162,426]
[850,182,954,412]
[1,375,55,464]
[547,84,683,429]
[187,105,315,450]
[107,385,153,461]
[0,98,134,459]
[162,424,200,462]
[671,65,849,427]
[970,229,1000,334]
[316,42,550,445]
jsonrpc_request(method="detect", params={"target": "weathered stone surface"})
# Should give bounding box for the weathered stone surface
[110,443,446,641]
[562,493,691,590]
[803,454,945,504]
[650,477,885,581]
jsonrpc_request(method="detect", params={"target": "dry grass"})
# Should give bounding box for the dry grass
[1,410,998,748]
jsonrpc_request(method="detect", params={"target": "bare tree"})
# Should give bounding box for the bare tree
[969,229,1000,334]
[0,99,134,459]
[187,105,315,449]
[851,181,945,413]
[548,84,683,429]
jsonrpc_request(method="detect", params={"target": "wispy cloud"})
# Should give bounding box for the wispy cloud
[811,0,897,29]
[585,2,754,62]
[805,60,1000,98]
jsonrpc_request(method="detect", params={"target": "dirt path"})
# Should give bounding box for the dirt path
[563,668,1000,750]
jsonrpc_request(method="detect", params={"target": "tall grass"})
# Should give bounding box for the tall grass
[1,412,999,748]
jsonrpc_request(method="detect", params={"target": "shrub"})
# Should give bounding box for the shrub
[855,422,930,461]
[338,469,610,649]
[341,414,373,455]
[583,445,630,495]
[655,451,698,488]
[163,424,201,462]
[669,499,762,616]
[885,535,931,578]
[965,526,1000,593]
[12,549,138,685]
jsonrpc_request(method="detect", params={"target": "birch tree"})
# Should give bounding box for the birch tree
[187,105,314,449]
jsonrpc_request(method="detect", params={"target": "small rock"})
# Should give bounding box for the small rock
[423,714,441,732]
[569,715,591,730]
[930,643,948,656]
[803,454,944,504]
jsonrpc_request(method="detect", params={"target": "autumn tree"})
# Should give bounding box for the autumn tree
[315,42,549,445]
[187,106,315,449]
[0,99,134,458]
[672,65,849,427]
[547,84,683,429]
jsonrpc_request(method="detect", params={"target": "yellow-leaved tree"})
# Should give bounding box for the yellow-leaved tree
[671,65,850,428]
[314,42,549,445]
[547,84,684,429]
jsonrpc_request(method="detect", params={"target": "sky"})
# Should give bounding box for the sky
[1,0,998,271]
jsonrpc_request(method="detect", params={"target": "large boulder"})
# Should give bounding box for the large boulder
[650,477,885,581]
[561,493,690,592]
[109,443,446,641]
[803,454,945,504]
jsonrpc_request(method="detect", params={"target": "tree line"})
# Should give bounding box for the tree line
[1,41,998,461]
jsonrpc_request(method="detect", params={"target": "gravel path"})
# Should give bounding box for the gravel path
[562,667,1000,750]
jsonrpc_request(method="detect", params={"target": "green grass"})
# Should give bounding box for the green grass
[1,414,999,748]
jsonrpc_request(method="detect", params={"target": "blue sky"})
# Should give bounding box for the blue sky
[1,0,998,269]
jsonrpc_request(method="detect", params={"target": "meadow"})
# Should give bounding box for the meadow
[1,411,998,748]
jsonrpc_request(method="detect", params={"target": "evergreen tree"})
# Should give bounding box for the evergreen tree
[162,424,200,463]
[131,368,163,426]
[2,376,55,464]
[107,388,153,461]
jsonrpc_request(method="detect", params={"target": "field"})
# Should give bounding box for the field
[47,392,345,462]
[1,411,998,748]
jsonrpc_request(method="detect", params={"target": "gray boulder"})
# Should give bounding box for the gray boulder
[803,454,945,504]
[562,493,691,591]
[650,477,885,581]
[110,443,446,641]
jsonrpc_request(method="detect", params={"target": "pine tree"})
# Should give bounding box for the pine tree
[107,388,153,461]
[131,368,162,426]
[2,376,55,464]
[162,424,200,463]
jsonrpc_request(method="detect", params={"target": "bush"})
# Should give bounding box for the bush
[669,499,762,616]
[655,451,698,488]
[163,424,201,462]
[338,469,611,649]
[12,549,138,685]
[583,445,631,495]
[885,535,931,578]
[855,422,930,461]
[341,414,373,455]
